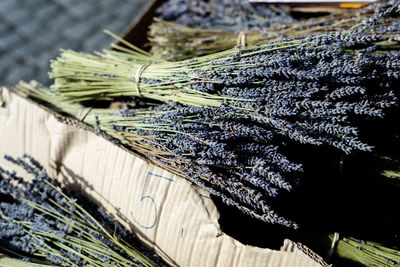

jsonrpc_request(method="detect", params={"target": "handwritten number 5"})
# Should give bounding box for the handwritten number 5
[131,172,174,229]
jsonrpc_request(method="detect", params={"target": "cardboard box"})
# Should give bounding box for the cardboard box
[0,2,327,266]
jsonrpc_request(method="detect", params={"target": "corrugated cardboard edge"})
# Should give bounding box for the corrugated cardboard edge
[0,87,323,267]
[281,240,329,267]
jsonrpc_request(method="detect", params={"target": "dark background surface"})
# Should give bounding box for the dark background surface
[0,0,149,88]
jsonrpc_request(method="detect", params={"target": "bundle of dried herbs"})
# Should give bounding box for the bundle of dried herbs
[0,154,165,266]
[333,235,400,266]
[150,0,399,60]
[15,81,299,227]
[156,0,295,33]
[49,3,400,157]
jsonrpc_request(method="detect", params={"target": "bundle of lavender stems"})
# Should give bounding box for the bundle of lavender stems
[17,2,400,228]
[0,154,164,266]
[150,0,399,60]
[15,81,299,227]
[156,0,296,34]
[150,0,295,60]
[148,18,268,61]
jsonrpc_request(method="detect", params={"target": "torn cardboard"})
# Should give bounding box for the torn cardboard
[0,87,323,267]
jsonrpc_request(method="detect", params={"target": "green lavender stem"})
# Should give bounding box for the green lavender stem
[333,235,400,266]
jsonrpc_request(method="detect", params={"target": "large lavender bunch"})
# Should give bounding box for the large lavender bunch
[109,103,302,227]
[14,81,298,228]
[157,0,295,34]
[0,154,164,266]
[50,2,400,156]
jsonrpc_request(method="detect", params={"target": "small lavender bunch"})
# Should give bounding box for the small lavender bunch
[295,233,400,267]
[157,0,295,34]
[332,235,400,266]
[0,154,164,266]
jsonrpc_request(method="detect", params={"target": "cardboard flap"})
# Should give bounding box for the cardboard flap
[0,87,322,267]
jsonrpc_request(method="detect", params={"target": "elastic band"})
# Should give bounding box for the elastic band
[77,107,92,122]
[237,31,246,46]
[135,64,151,98]
[326,232,340,262]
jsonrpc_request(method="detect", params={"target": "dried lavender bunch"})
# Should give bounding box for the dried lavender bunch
[148,18,268,61]
[332,235,400,266]
[50,3,400,156]
[150,0,400,60]
[0,154,164,266]
[157,0,295,34]
[109,104,302,227]
[298,233,400,267]
[14,81,298,228]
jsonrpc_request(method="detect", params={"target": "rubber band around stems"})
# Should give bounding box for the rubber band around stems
[77,107,92,122]
[237,31,247,47]
[135,64,151,98]
[325,232,340,262]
